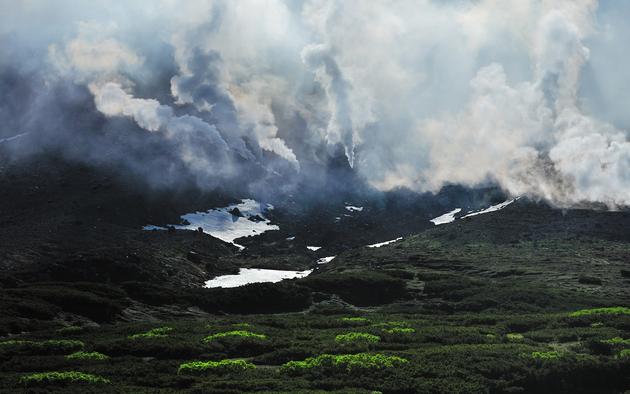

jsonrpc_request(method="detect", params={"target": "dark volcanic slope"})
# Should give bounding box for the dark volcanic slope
[314,199,630,312]
[0,154,240,288]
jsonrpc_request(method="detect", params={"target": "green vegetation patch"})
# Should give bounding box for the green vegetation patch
[282,353,408,374]
[531,351,561,360]
[178,359,256,375]
[618,349,630,359]
[506,333,524,342]
[569,307,630,317]
[383,327,416,334]
[0,339,84,354]
[341,317,371,325]
[203,330,267,342]
[65,351,109,361]
[128,326,173,339]
[20,371,110,386]
[601,337,630,346]
[335,332,381,343]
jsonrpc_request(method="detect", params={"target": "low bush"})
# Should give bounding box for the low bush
[340,317,371,326]
[129,327,173,339]
[601,337,630,346]
[335,332,381,344]
[0,339,84,355]
[282,353,408,374]
[178,359,255,375]
[20,371,110,386]
[383,327,416,334]
[506,333,524,342]
[530,351,561,360]
[569,307,630,317]
[203,330,267,342]
[65,351,109,361]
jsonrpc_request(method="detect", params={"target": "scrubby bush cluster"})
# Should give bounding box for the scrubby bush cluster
[282,353,408,374]
[531,351,561,360]
[203,330,267,342]
[20,371,110,386]
[335,332,381,343]
[129,327,173,339]
[570,307,630,317]
[0,339,84,354]
[65,351,109,361]
[178,359,255,375]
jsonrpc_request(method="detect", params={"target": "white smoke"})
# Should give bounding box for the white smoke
[1,0,629,207]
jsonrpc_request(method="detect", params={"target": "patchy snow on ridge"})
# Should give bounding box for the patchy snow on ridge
[0,132,28,144]
[345,205,364,212]
[317,256,336,264]
[461,198,518,218]
[307,246,321,251]
[367,237,403,248]
[204,268,312,288]
[430,208,462,225]
[143,199,279,250]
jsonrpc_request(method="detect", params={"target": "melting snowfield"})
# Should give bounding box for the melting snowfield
[317,256,336,264]
[307,246,321,251]
[367,237,403,248]
[204,268,313,288]
[0,132,28,144]
[430,198,519,226]
[430,208,462,225]
[144,199,278,249]
[461,198,518,218]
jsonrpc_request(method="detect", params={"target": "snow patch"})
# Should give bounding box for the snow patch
[204,268,312,288]
[317,256,336,264]
[307,246,321,251]
[461,198,518,218]
[345,205,364,212]
[0,132,28,144]
[143,199,279,250]
[367,237,403,248]
[430,208,462,225]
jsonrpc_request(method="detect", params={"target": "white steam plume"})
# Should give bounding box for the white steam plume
[1,0,629,206]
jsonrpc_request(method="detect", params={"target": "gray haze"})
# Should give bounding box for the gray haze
[0,0,628,207]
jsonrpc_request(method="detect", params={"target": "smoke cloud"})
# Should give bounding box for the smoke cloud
[0,0,628,207]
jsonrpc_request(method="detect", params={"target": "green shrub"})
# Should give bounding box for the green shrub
[601,337,630,346]
[506,333,524,342]
[340,317,371,325]
[282,353,408,374]
[20,371,110,386]
[335,332,381,343]
[203,330,267,342]
[65,351,109,361]
[618,349,630,359]
[129,327,173,339]
[373,321,411,328]
[178,359,255,375]
[56,326,84,335]
[531,351,561,360]
[0,339,84,355]
[383,327,415,335]
[0,340,32,348]
[569,307,630,317]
